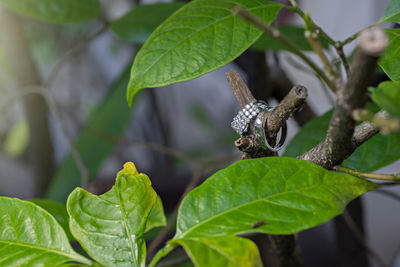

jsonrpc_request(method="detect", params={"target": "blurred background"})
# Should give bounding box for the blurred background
[0,0,399,266]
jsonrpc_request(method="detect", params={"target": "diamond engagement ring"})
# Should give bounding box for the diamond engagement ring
[231,101,269,136]
[231,101,287,151]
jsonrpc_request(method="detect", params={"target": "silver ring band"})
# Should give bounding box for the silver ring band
[254,108,287,151]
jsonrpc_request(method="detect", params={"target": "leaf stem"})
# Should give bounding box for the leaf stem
[338,166,400,182]
[148,243,177,267]
[231,6,337,92]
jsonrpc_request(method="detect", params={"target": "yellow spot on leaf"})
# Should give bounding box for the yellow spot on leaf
[117,162,139,176]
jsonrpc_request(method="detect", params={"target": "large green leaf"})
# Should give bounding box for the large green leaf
[372,81,400,117]
[174,157,376,238]
[67,162,163,267]
[0,197,91,266]
[127,0,283,106]
[173,236,262,267]
[284,110,400,172]
[46,67,138,203]
[110,2,185,44]
[378,0,400,24]
[0,0,101,24]
[30,199,74,242]
[379,29,400,81]
[252,25,329,51]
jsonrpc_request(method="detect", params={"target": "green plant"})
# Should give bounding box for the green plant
[1,0,400,266]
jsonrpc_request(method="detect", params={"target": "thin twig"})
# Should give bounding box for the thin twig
[305,31,336,80]
[337,166,400,182]
[231,5,337,92]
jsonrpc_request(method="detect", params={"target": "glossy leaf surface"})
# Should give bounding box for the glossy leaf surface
[372,81,400,117]
[0,197,90,266]
[67,163,162,267]
[0,0,101,24]
[380,29,400,81]
[174,236,262,267]
[378,0,400,24]
[127,0,283,105]
[30,199,74,242]
[174,157,376,238]
[284,110,400,172]
[252,25,329,51]
[47,68,138,203]
[110,2,185,44]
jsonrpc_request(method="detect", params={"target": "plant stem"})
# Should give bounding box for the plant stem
[148,243,177,267]
[305,31,336,80]
[231,6,337,92]
[338,166,400,182]
[283,4,351,76]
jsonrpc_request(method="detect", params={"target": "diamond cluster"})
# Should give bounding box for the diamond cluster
[231,102,268,136]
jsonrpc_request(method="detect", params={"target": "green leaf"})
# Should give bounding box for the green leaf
[2,119,29,158]
[110,2,185,44]
[46,67,138,203]
[0,197,91,266]
[378,0,400,24]
[0,0,101,24]
[379,29,400,81]
[67,162,161,267]
[252,25,329,51]
[173,236,262,267]
[127,0,283,106]
[372,81,400,117]
[29,199,74,242]
[174,157,376,238]
[284,110,400,172]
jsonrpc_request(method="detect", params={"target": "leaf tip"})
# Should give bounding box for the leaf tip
[118,162,139,176]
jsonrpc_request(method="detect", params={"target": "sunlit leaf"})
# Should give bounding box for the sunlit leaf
[67,162,164,267]
[29,199,74,242]
[110,2,185,44]
[127,0,283,106]
[0,197,91,266]
[0,0,101,24]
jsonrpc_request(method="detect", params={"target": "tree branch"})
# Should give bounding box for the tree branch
[299,27,388,168]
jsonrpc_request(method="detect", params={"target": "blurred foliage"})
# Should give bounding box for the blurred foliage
[46,66,139,203]
[2,119,29,158]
